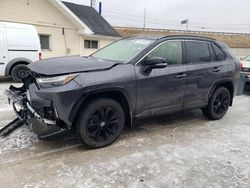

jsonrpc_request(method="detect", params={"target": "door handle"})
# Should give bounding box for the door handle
[212,67,221,72]
[176,73,187,78]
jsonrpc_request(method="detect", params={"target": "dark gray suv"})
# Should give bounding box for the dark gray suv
[2,35,240,148]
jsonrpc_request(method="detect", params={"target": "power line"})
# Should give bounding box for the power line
[103,12,250,30]
[109,0,249,16]
[102,10,250,27]
[106,16,250,31]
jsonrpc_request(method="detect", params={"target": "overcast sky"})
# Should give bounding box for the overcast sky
[64,0,250,34]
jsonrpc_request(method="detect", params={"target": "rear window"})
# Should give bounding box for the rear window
[186,41,211,63]
[217,41,235,59]
[211,43,226,61]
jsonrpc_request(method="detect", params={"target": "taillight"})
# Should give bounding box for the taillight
[39,52,42,60]
[240,62,243,70]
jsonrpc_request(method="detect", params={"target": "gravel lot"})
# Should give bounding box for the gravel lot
[0,78,250,187]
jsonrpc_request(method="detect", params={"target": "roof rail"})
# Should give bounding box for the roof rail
[158,35,216,41]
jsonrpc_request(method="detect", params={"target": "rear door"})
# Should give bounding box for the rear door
[0,26,7,76]
[183,40,226,108]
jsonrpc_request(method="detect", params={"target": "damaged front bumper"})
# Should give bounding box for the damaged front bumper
[1,85,68,138]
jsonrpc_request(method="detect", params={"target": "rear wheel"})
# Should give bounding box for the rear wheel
[11,64,29,82]
[76,98,125,148]
[202,87,231,120]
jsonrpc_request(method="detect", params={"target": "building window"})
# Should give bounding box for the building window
[39,34,51,50]
[84,40,98,49]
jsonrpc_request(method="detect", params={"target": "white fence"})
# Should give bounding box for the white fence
[230,48,250,58]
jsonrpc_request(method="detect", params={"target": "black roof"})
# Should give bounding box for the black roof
[130,35,217,41]
[62,1,120,37]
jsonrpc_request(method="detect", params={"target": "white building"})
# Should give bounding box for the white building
[0,0,121,59]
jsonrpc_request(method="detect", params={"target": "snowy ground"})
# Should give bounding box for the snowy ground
[0,78,250,187]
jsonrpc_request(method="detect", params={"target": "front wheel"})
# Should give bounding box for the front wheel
[202,87,231,120]
[76,98,125,149]
[11,64,30,82]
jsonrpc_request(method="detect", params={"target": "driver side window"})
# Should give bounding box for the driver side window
[147,41,183,65]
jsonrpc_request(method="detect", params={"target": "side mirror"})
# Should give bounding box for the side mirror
[143,56,167,73]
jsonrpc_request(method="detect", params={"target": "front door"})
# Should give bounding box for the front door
[135,40,188,117]
[0,26,7,76]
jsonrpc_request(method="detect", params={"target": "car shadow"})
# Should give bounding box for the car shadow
[133,109,206,129]
[41,109,206,150]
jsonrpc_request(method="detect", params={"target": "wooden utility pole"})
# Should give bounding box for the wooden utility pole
[143,8,146,29]
[90,0,96,7]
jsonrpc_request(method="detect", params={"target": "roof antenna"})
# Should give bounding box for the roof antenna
[99,2,102,15]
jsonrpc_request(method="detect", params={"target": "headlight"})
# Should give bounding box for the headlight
[36,74,78,88]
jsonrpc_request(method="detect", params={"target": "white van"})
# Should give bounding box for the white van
[0,22,41,81]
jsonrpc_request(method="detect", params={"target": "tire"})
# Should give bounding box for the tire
[11,64,29,82]
[76,98,125,149]
[202,87,231,120]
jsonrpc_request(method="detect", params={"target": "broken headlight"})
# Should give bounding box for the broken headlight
[36,74,78,88]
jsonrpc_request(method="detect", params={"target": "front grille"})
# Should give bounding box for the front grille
[242,67,250,72]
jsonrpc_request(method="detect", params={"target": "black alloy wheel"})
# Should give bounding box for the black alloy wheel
[87,106,120,142]
[202,87,231,120]
[76,98,125,148]
[213,91,230,115]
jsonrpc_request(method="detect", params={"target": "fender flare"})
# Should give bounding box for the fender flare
[5,58,32,76]
[208,79,234,105]
[68,86,133,127]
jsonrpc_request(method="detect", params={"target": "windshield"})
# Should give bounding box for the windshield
[91,38,154,62]
[243,55,250,61]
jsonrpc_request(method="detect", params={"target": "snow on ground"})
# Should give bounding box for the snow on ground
[0,125,38,154]
[0,95,8,105]
[0,80,39,154]
[54,141,250,188]
[19,112,250,187]
[0,109,39,154]
[29,97,250,187]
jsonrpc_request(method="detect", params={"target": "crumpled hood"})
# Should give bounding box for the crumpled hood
[28,56,120,76]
